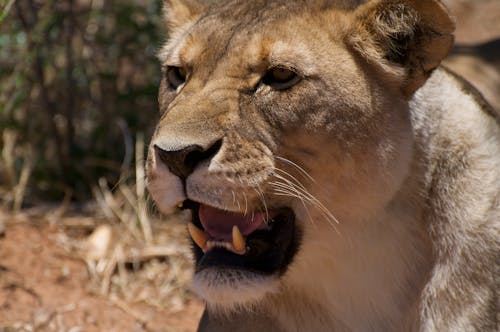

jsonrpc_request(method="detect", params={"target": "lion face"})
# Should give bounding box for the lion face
[147,0,453,308]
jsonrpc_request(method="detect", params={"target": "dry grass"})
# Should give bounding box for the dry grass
[54,209,195,313]
[81,132,194,312]
[0,129,35,212]
[0,209,201,332]
[0,132,197,331]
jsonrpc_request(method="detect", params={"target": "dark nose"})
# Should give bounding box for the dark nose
[154,140,222,179]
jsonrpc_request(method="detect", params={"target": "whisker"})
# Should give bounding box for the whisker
[273,167,338,226]
[254,185,270,222]
[243,191,248,216]
[271,188,307,201]
[271,186,316,227]
[270,181,311,213]
[235,192,241,211]
[275,155,316,183]
[300,198,315,227]
[274,158,339,227]
[270,177,340,232]
[274,167,309,192]
[270,184,312,216]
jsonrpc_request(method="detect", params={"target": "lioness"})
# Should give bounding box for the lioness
[146,0,500,331]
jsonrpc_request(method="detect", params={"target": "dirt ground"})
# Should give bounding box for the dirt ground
[0,212,204,332]
[1,2,499,332]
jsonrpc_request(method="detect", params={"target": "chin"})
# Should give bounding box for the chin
[192,268,280,309]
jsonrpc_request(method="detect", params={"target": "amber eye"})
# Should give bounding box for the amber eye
[262,67,301,90]
[166,66,187,89]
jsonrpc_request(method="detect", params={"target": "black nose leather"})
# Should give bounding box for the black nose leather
[154,140,222,179]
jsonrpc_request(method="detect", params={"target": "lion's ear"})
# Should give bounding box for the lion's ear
[164,0,204,32]
[348,0,455,96]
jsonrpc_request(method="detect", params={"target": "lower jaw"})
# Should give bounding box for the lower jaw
[192,267,280,307]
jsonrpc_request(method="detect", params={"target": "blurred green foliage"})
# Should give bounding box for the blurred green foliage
[0,0,165,203]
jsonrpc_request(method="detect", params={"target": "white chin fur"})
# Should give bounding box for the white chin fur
[192,268,279,310]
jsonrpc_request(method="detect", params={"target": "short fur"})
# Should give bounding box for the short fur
[146,0,500,331]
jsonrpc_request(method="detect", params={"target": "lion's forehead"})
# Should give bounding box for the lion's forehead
[167,3,351,74]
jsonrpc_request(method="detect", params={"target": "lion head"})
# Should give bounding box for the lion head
[147,0,453,309]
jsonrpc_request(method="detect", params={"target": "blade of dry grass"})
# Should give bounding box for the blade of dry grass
[135,132,152,244]
[13,147,34,212]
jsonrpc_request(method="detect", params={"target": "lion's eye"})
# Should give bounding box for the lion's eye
[262,67,301,90]
[166,66,187,89]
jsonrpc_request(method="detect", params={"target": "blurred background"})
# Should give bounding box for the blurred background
[0,0,162,204]
[0,0,498,331]
[0,1,200,331]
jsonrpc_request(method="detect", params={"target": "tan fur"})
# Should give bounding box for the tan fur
[147,1,499,331]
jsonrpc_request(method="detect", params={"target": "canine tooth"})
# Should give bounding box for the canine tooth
[188,222,208,250]
[232,225,246,253]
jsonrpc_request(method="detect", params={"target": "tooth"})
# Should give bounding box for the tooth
[188,222,208,250]
[232,225,246,253]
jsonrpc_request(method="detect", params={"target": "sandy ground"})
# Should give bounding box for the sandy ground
[1,1,499,332]
[0,216,204,332]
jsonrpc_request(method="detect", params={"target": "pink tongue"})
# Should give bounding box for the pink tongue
[199,204,266,241]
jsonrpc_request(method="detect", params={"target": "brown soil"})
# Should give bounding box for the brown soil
[0,217,203,332]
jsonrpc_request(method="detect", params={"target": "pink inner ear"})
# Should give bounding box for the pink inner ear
[199,204,266,241]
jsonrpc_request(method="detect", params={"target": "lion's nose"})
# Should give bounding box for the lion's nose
[154,139,222,179]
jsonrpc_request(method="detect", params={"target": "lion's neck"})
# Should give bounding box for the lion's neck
[265,168,433,331]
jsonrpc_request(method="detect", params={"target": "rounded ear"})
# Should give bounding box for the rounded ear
[163,0,205,32]
[347,0,455,97]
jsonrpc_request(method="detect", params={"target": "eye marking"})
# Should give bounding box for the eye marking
[165,66,187,90]
[261,66,301,90]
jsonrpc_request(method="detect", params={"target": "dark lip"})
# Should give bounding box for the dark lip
[182,199,301,276]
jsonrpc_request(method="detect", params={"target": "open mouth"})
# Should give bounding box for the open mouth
[182,200,300,275]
